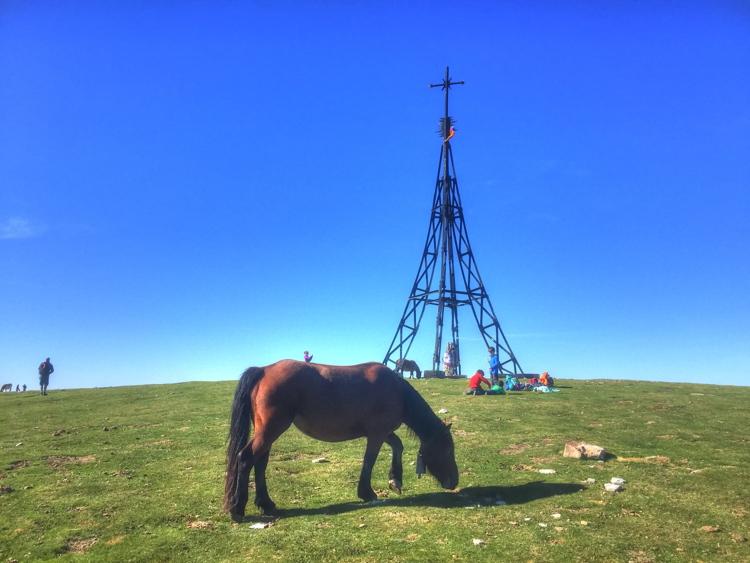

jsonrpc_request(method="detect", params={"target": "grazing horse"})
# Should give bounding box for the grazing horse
[224,360,458,520]
[395,358,422,379]
[1,383,12,392]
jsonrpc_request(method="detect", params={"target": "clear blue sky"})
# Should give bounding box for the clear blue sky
[2,1,748,390]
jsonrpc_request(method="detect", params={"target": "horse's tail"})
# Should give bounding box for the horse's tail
[223,366,265,513]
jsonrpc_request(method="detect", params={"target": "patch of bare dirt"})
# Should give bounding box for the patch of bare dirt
[43,456,95,467]
[66,538,98,554]
[140,440,171,446]
[499,443,530,455]
[186,521,215,530]
[618,456,671,465]
[509,464,535,472]
[105,535,125,546]
[8,460,30,470]
[627,550,655,563]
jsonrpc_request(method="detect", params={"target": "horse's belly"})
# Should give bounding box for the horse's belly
[292,415,368,442]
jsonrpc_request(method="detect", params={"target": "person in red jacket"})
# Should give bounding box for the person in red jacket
[463,369,491,396]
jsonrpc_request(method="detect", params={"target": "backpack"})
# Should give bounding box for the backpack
[39,362,47,375]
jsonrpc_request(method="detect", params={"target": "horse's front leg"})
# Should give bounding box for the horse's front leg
[253,450,277,516]
[358,436,385,502]
[385,432,404,494]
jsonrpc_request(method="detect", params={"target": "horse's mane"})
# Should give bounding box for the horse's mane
[401,380,450,443]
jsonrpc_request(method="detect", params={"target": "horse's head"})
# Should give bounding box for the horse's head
[419,422,459,490]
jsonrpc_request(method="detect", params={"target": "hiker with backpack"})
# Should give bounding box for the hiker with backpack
[38,357,54,395]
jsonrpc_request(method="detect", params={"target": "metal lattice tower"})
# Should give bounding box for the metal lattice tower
[383,67,523,376]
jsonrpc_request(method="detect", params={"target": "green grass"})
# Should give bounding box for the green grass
[1,378,749,562]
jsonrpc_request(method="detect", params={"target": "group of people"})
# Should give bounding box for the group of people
[459,345,555,396]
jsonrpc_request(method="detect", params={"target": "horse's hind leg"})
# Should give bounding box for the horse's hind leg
[252,450,276,516]
[246,412,294,516]
[385,432,404,494]
[229,444,254,522]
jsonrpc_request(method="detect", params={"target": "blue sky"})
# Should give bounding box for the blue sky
[1,0,748,390]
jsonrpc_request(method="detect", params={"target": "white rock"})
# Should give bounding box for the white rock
[539,469,557,474]
[552,513,561,519]
[563,441,607,460]
[585,478,597,484]
[610,477,627,485]
[249,523,270,529]
[539,523,548,527]
[311,458,328,463]
[604,483,623,492]
[438,409,449,414]
[473,539,485,546]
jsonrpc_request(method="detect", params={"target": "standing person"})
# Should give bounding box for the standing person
[442,342,456,378]
[463,369,491,395]
[486,347,500,386]
[38,357,54,395]
[303,351,313,363]
[16,384,20,392]
[22,384,27,392]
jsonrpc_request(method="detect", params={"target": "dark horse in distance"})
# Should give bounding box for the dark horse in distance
[395,358,422,379]
[224,360,458,520]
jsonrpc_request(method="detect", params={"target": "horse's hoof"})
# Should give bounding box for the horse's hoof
[229,510,245,523]
[358,490,378,503]
[388,479,402,494]
[257,503,277,517]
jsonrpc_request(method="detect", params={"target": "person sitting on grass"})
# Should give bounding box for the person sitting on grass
[463,369,491,396]
[486,383,506,396]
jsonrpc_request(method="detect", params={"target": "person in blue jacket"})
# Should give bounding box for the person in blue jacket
[487,347,500,386]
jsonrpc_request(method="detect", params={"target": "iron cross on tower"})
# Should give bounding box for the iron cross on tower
[383,67,523,377]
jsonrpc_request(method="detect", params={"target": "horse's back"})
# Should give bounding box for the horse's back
[255,360,406,442]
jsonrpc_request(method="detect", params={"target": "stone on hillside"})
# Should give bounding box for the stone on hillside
[604,483,623,492]
[610,477,627,485]
[563,441,607,460]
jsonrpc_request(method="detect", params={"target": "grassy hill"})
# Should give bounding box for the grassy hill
[1,377,749,562]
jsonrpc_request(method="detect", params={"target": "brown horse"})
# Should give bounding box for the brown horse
[395,358,422,379]
[224,360,458,520]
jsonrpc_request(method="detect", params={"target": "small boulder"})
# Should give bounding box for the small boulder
[564,441,607,460]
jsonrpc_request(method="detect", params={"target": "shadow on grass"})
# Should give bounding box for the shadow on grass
[251,481,584,520]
